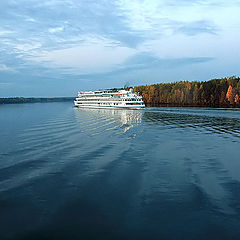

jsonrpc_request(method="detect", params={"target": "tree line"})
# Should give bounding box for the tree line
[134,76,240,107]
[0,97,75,104]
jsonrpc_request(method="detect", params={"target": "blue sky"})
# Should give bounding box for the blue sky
[0,0,240,97]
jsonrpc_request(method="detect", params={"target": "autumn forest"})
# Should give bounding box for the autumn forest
[134,76,240,107]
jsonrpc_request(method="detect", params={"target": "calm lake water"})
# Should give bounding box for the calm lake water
[0,102,240,240]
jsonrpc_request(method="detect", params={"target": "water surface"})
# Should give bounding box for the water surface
[0,103,240,240]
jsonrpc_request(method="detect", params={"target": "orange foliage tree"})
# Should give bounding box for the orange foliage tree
[134,76,240,107]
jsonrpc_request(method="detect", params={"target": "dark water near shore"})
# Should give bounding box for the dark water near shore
[1,102,240,240]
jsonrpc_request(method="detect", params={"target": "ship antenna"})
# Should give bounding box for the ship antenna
[124,81,130,89]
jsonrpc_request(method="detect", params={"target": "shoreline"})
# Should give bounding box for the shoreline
[1,98,240,109]
[0,97,75,104]
[145,103,240,109]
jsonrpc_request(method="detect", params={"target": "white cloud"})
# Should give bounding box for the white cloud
[48,26,64,33]
[14,43,42,52]
[29,37,137,74]
[0,29,14,36]
[117,0,162,31]
[116,0,240,36]
[25,17,36,22]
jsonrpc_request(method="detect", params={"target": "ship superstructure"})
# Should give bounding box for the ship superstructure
[74,88,145,109]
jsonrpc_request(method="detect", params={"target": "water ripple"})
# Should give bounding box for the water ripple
[143,110,240,140]
[1,104,240,239]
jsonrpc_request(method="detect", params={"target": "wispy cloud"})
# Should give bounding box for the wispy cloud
[48,26,64,33]
[0,82,12,87]
[102,54,215,77]
[0,64,15,72]
[29,37,137,74]
[176,20,218,36]
[117,0,220,38]
[14,43,42,53]
[0,29,14,36]
[121,54,214,70]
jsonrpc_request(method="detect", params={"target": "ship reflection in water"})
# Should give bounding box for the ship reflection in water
[74,107,142,135]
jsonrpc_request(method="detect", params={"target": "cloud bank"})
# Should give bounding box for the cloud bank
[0,0,240,96]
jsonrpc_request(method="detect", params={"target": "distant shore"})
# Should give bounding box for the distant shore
[0,97,75,104]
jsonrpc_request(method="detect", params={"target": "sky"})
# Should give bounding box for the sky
[0,0,240,97]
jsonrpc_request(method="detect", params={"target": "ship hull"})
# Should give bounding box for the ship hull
[74,104,145,109]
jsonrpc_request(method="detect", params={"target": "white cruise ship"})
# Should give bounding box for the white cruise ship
[74,88,145,109]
